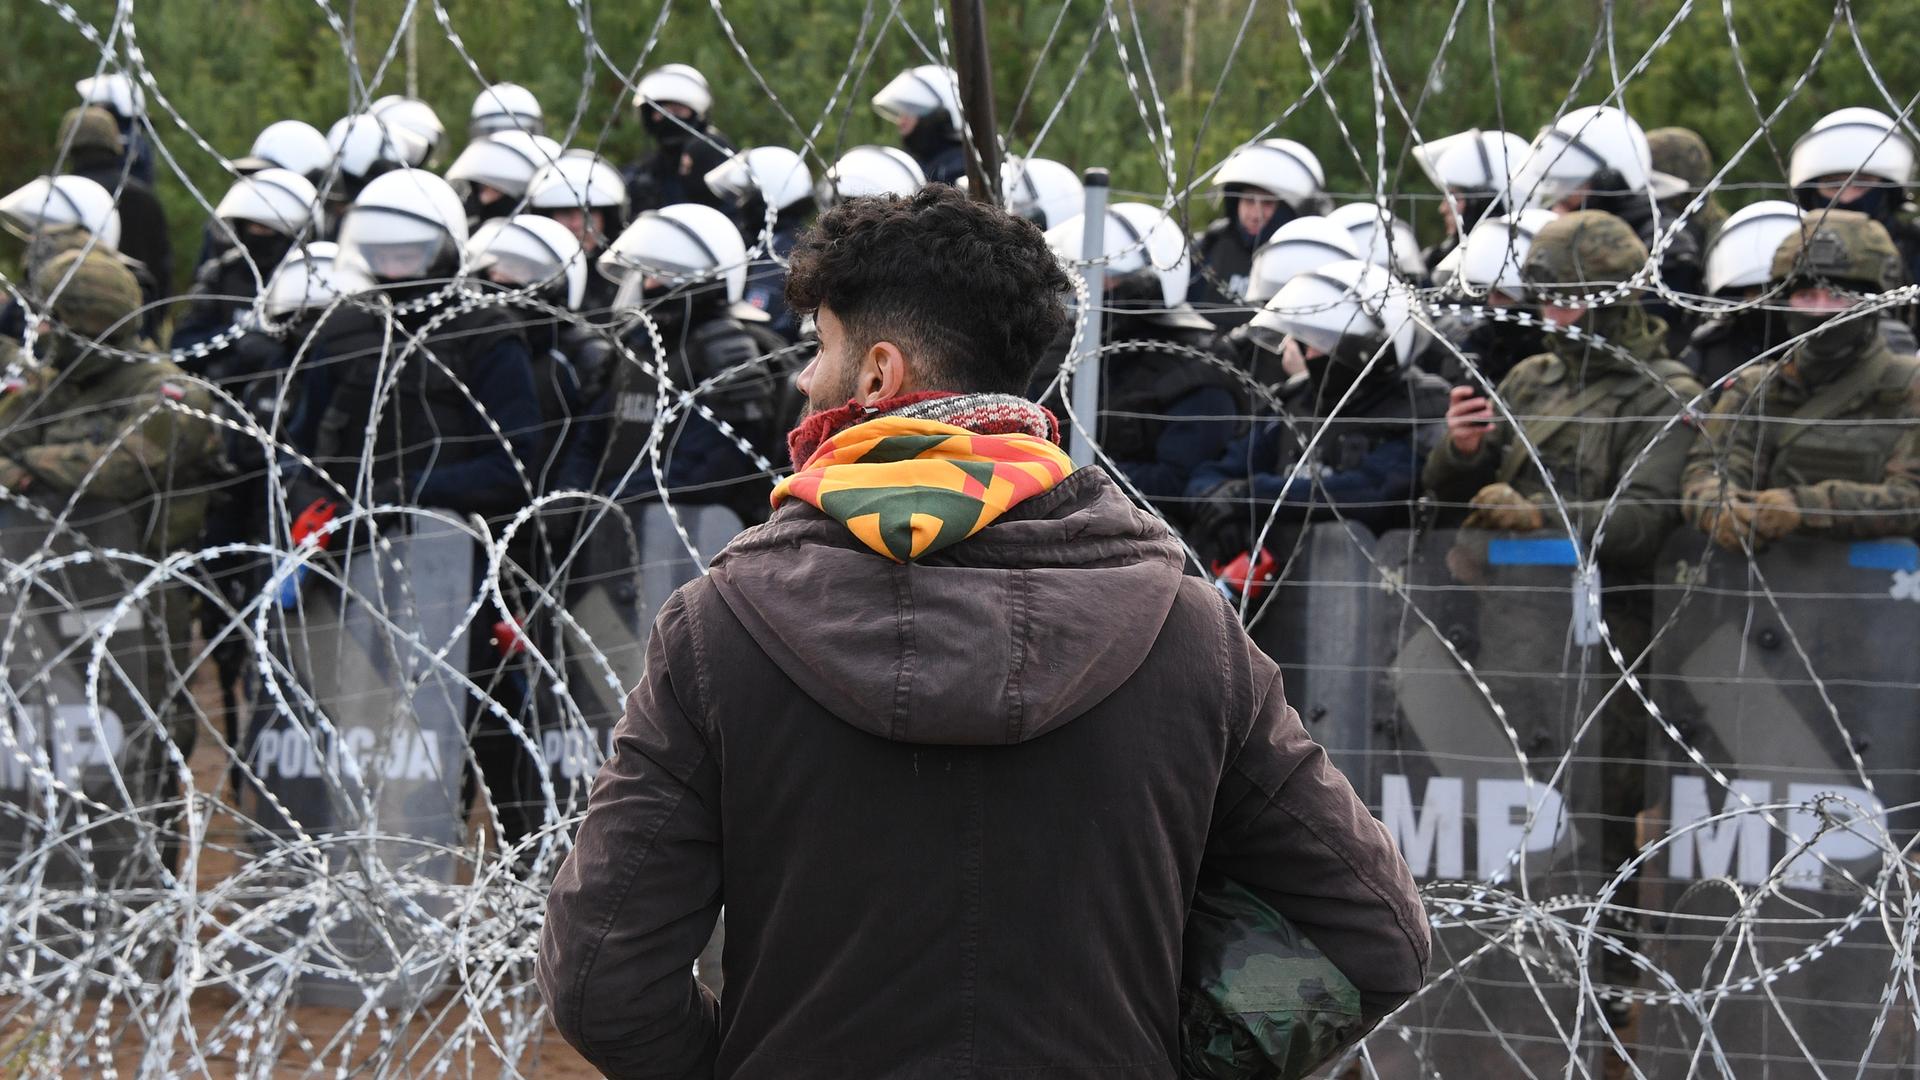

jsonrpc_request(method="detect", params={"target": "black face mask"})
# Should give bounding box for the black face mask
[1797,183,1897,221]
[643,107,693,147]
[240,230,295,276]
[464,186,515,226]
[1305,335,1389,408]
[903,115,959,163]
[1786,306,1878,384]
[1463,317,1545,382]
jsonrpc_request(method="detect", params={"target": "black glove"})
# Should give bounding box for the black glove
[1185,479,1255,563]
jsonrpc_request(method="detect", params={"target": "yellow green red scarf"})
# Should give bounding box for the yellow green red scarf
[772,414,1076,562]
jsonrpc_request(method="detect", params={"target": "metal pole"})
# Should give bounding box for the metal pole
[947,0,1002,204]
[1069,169,1109,470]
[405,6,419,99]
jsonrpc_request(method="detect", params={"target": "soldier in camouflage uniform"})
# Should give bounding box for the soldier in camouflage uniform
[1423,212,1700,1025]
[1647,126,1727,248]
[0,249,223,765]
[1682,210,1920,548]
[1423,210,1702,574]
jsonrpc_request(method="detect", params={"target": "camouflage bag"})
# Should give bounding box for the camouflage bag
[1179,873,1367,1080]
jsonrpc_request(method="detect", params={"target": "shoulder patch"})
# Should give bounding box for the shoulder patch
[158,381,187,401]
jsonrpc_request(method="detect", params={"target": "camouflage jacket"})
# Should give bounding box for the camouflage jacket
[0,348,224,553]
[1681,339,1920,539]
[1422,335,1702,573]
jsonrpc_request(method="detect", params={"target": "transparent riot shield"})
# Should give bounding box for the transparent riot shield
[539,502,744,818]
[1638,536,1920,1078]
[231,513,477,1007]
[1243,520,1378,779]
[1358,528,1618,1077]
[0,497,176,982]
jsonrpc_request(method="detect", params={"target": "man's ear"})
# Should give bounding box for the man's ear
[855,339,913,405]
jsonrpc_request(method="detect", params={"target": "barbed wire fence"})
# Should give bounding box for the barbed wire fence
[1,0,1917,1077]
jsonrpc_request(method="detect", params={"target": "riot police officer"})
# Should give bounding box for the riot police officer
[292,167,541,516]
[1683,209,1920,547]
[1412,128,1531,267]
[589,203,793,524]
[705,145,816,340]
[446,130,564,227]
[871,64,968,184]
[626,64,736,213]
[322,113,430,235]
[234,120,333,183]
[469,82,546,139]
[1681,200,1805,389]
[174,168,320,357]
[816,145,925,207]
[1429,209,1557,387]
[527,152,630,315]
[1044,202,1245,521]
[1186,258,1448,558]
[1210,215,1359,388]
[464,213,611,497]
[1189,139,1329,330]
[1790,108,1920,289]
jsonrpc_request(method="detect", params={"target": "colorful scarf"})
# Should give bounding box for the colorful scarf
[773,392,1074,562]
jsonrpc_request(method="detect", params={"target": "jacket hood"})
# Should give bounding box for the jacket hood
[707,467,1188,746]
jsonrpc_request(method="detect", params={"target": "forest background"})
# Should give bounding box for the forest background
[2,0,1913,292]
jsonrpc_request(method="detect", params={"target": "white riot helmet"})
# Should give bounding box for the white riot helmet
[240,120,332,180]
[1212,139,1327,214]
[705,146,815,213]
[75,73,142,119]
[1045,201,1190,309]
[470,82,545,138]
[370,96,445,166]
[599,203,750,310]
[526,154,630,249]
[1000,156,1084,230]
[213,168,319,237]
[0,175,122,250]
[262,241,375,319]
[335,168,469,283]
[1245,216,1362,304]
[1326,202,1426,278]
[466,214,587,310]
[1513,104,1681,208]
[447,130,564,200]
[1704,200,1804,296]
[635,63,714,119]
[871,65,963,132]
[1451,208,1559,301]
[1412,129,1531,221]
[1253,257,1419,368]
[327,114,432,181]
[817,145,925,205]
[1789,107,1915,191]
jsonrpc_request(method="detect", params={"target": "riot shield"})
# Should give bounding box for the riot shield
[538,501,744,818]
[0,497,176,981]
[1244,520,1378,779]
[231,514,477,1007]
[1638,535,1920,1077]
[1357,527,1619,1077]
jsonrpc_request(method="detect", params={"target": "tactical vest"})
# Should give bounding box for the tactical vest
[311,306,520,492]
[1495,353,1697,501]
[1747,345,1920,489]
[600,314,777,490]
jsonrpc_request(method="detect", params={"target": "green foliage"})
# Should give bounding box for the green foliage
[1,0,1916,298]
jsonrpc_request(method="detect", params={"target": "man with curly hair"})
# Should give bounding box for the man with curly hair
[539,185,1427,1078]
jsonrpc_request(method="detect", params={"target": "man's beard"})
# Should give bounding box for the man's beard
[800,354,861,418]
